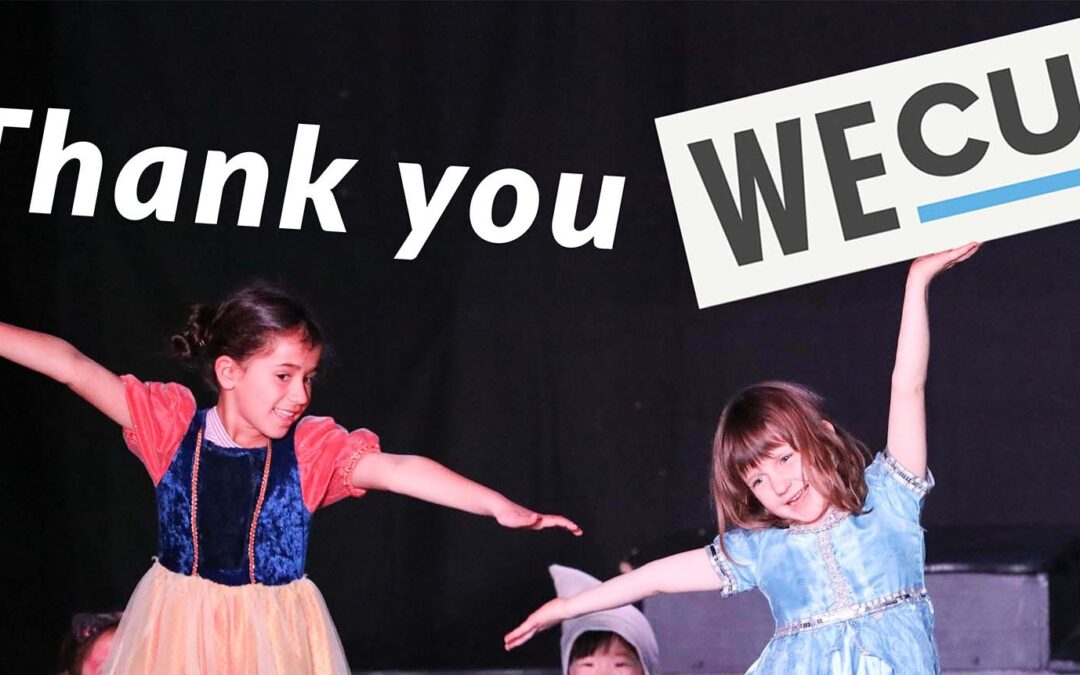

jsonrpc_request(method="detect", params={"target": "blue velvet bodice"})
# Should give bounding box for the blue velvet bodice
[155,410,312,586]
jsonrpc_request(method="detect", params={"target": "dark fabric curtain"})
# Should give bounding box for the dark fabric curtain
[2,3,1079,671]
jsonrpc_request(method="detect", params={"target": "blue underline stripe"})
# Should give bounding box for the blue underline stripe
[917,167,1080,222]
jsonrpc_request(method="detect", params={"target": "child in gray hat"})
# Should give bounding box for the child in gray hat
[550,565,660,675]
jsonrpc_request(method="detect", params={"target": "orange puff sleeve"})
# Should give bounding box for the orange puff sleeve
[294,416,382,513]
[120,375,198,486]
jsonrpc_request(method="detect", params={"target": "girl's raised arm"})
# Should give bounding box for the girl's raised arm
[0,322,131,428]
[504,549,722,650]
[886,242,979,479]
[351,452,582,535]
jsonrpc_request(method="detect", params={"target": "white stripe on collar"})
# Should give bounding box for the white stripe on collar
[205,407,242,448]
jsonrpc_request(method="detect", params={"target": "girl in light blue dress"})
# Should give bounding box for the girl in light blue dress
[505,242,980,674]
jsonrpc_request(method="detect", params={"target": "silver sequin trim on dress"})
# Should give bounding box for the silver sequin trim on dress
[789,508,856,613]
[788,506,849,535]
[818,528,856,609]
[773,587,929,637]
[706,542,739,596]
[882,449,935,497]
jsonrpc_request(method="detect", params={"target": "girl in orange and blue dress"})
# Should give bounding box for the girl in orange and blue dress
[2,283,580,675]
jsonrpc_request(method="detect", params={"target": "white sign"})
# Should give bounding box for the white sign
[656,19,1080,308]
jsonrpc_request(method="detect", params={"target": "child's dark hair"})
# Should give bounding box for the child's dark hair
[170,282,324,390]
[711,382,871,552]
[57,611,123,675]
[570,630,641,663]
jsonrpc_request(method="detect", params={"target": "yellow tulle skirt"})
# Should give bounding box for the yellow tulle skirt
[101,561,351,675]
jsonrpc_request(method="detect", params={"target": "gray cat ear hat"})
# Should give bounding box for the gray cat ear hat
[550,564,660,675]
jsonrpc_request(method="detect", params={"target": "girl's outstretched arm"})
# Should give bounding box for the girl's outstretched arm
[504,549,722,650]
[0,321,131,427]
[351,453,582,535]
[886,242,979,478]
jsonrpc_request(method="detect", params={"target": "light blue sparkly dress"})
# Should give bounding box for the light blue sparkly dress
[706,451,938,674]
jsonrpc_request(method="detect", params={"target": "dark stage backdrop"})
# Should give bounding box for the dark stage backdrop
[2,3,1080,671]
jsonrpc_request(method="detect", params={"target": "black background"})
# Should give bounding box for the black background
[2,2,1080,671]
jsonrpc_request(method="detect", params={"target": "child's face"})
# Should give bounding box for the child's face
[569,638,644,675]
[742,444,828,524]
[223,332,321,445]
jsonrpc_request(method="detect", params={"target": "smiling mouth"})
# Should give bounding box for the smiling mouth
[273,408,300,422]
[786,485,807,506]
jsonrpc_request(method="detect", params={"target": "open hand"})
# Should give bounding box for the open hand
[909,242,980,285]
[504,597,567,651]
[494,503,583,536]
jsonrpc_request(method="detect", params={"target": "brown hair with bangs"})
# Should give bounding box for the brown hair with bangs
[711,382,871,557]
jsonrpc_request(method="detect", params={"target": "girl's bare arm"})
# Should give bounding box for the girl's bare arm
[886,242,979,478]
[504,549,722,650]
[0,321,131,427]
[352,452,581,534]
